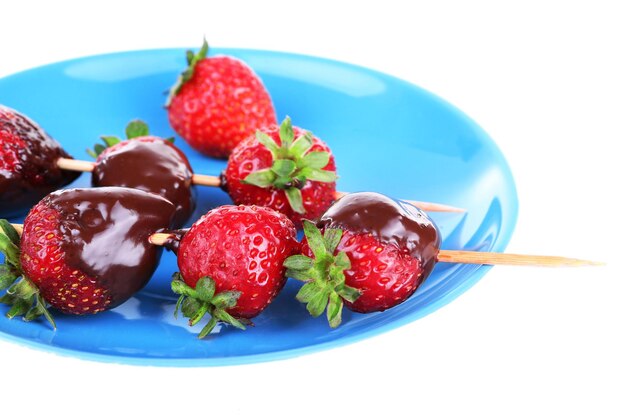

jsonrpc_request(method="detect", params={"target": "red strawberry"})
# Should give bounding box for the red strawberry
[166,40,277,158]
[89,120,195,228]
[0,105,80,218]
[222,117,337,228]
[171,204,298,338]
[0,187,176,327]
[284,192,441,327]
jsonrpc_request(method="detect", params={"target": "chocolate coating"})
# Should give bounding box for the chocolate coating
[47,187,176,308]
[92,138,195,228]
[0,105,80,217]
[318,192,441,278]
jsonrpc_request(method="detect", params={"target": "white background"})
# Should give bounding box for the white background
[1,1,624,415]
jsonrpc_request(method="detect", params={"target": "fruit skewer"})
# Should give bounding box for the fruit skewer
[147,231,598,267]
[2,104,461,226]
[55,156,461,214]
[97,116,464,224]
[3,191,598,334]
[13,224,588,267]
[6,220,599,269]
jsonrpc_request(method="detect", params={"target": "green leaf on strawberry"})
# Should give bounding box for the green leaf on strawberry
[171,273,246,338]
[165,38,209,108]
[243,117,338,214]
[125,119,150,139]
[87,119,172,158]
[0,220,56,329]
[284,220,360,328]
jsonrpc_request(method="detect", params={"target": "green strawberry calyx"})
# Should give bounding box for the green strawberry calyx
[242,117,338,214]
[171,273,248,338]
[0,220,56,329]
[283,221,360,328]
[165,38,209,108]
[87,119,174,158]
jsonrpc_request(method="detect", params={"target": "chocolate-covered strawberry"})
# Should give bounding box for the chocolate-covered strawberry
[0,105,79,218]
[222,116,337,228]
[89,120,195,228]
[166,39,277,158]
[285,192,441,327]
[0,187,175,326]
[170,204,298,338]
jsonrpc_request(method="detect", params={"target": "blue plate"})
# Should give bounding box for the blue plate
[0,48,518,366]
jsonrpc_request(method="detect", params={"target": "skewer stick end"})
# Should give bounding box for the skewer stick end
[56,157,95,173]
[437,250,603,267]
[148,232,170,246]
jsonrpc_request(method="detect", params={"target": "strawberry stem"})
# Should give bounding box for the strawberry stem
[87,119,163,158]
[165,38,209,107]
[125,120,149,139]
[0,220,56,329]
[284,220,359,328]
[170,273,246,338]
[242,117,337,214]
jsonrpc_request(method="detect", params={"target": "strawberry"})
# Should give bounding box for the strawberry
[0,187,176,327]
[0,105,80,218]
[284,192,441,327]
[89,120,195,228]
[170,204,298,338]
[222,117,337,228]
[166,39,277,158]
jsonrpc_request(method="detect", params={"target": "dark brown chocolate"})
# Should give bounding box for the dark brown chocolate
[91,138,195,228]
[318,192,441,277]
[0,105,80,218]
[47,187,176,308]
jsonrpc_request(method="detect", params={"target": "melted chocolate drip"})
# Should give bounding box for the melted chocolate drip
[318,192,441,277]
[47,187,176,307]
[0,105,80,218]
[92,139,195,228]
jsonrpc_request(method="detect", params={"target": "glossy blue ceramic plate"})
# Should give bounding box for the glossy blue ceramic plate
[0,48,517,366]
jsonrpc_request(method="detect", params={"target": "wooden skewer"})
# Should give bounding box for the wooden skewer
[57,157,222,188]
[56,158,95,173]
[4,225,602,267]
[190,173,221,188]
[436,250,603,267]
[148,232,175,246]
[57,157,462,212]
